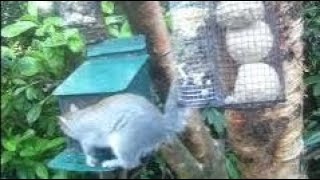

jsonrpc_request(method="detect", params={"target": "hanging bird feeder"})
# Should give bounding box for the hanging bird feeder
[48,35,153,172]
[170,1,286,109]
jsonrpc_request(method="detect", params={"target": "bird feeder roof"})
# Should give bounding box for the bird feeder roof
[87,35,147,57]
[53,54,149,96]
[53,35,149,96]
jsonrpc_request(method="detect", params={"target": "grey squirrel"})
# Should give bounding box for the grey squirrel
[58,82,187,169]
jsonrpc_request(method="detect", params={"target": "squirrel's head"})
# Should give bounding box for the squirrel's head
[57,103,80,139]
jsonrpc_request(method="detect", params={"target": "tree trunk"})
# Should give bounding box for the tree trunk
[226,1,307,179]
[119,1,174,100]
[121,1,227,179]
[56,1,107,44]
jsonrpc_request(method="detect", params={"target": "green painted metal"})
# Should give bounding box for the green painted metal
[53,54,149,96]
[49,35,152,172]
[87,35,146,57]
[47,149,116,172]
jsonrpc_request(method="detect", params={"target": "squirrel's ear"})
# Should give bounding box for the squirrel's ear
[57,116,73,136]
[69,104,79,112]
[57,116,67,125]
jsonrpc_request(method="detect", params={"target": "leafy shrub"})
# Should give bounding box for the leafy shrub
[1,2,84,178]
[303,1,320,178]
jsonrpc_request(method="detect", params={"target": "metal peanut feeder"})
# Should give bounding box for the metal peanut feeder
[48,35,153,171]
[170,1,286,109]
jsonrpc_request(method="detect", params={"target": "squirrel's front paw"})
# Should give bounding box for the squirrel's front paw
[101,159,122,169]
[86,156,98,167]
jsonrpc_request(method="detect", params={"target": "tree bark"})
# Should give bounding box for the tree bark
[226,1,307,179]
[119,1,173,100]
[121,1,227,179]
[56,1,107,44]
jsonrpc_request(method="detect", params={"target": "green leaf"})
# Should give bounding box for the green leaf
[20,129,36,141]
[19,14,39,23]
[42,138,65,152]
[26,87,39,100]
[44,17,64,27]
[17,168,35,179]
[305,75,320,86]
[203,108,225,138]
[42,47,65,76]
[105,15,125,25]
[107,25,120,37]
[1,138,17,152]
[226,153,241,179]
[17,56,42,76]
[52,171,68,179]
[1,21,37,38]
[26,104,42,124]
[19,147,38,157]
[64,29,84,53]
[28,1,38,17]
[1,151,13,165]
[14,86,28,96]
[35,26,45,36]
[12,79,27,85]
[101,1,115,14]
[119,21,132,38]
[36,163,49,179]
[1,46,16,59]
[305,131,320,147]
[313,83,320,97]
[42,33,67,47]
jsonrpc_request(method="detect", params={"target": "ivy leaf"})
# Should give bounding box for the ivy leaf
[101,1,115,14]
[17,56,42,77]
[1,21,37,38]
[35,163,49,179]
[26,104,42,124]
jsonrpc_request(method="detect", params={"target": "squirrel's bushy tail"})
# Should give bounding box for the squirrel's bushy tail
[162,79,187,134]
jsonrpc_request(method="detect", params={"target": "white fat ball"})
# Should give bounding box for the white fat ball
[216,1,265,29]
[226,21,274,64]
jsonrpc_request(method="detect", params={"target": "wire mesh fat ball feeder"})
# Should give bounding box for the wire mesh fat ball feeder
[170,1,286,109]
[48,35,153,172]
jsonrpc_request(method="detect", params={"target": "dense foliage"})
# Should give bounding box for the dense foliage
[1,2,84,178]
[303,1,320,178]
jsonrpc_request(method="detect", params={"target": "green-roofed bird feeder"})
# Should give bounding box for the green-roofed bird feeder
[48,35,153,172]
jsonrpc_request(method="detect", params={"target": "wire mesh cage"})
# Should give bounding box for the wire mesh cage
[170,1,286,109]
[169,1,222,108]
